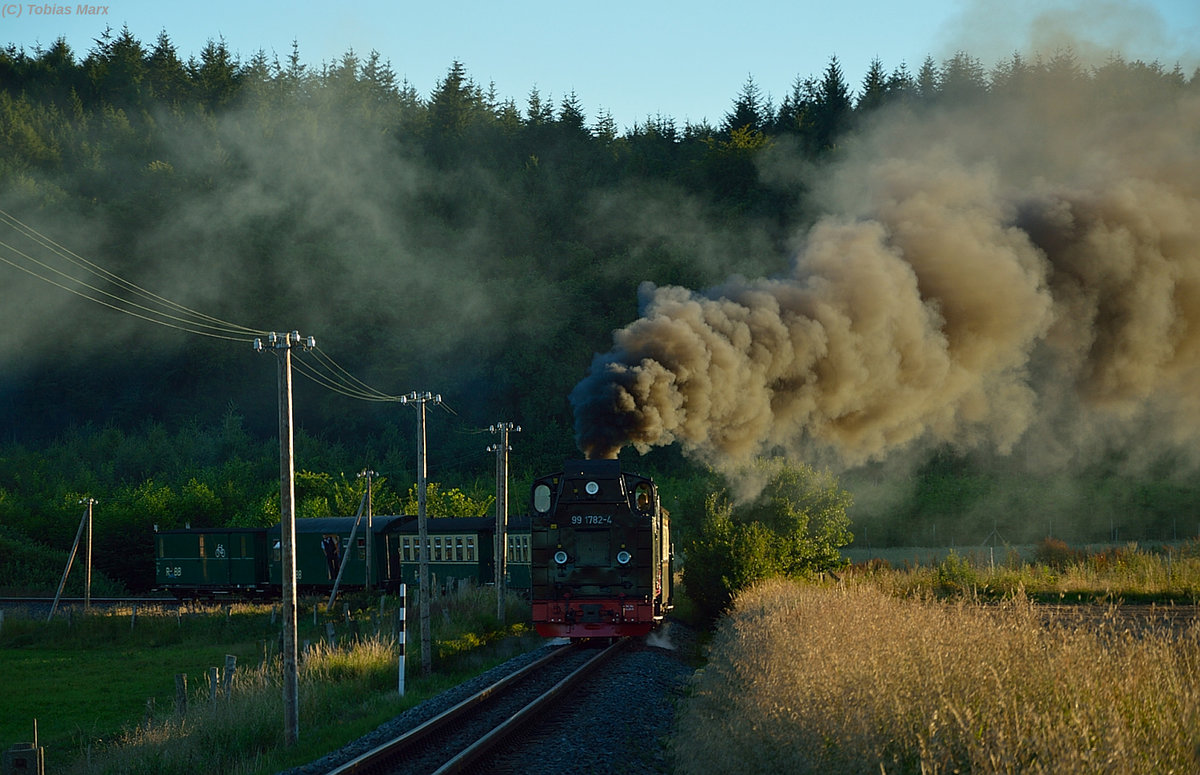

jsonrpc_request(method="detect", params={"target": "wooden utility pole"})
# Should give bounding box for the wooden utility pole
[48,502,93,622]
[256,330,314,747]
[83,497,94,611]
[488,423,519,623]
[401,391,440,676]
[359,469,376,586]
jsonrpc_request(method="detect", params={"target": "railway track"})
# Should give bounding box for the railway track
[0,596,181,618]
[326,637,630,775]
[0,596,177,605]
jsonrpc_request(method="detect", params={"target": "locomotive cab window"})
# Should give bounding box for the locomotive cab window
[634,483,653,512]
[533,484,552,513]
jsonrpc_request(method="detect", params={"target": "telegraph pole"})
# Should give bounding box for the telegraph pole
[255,330,314,747]
[82,497,95,611]
[359,469,376,586]
[487,423,520,623]
[400,391,440,676]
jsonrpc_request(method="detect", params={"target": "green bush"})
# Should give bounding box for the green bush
[682,459,852,621]
[933,550,980,595]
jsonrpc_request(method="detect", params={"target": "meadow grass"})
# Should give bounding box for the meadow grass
[854,540,1200,603]
[673,578,1200,774]
[0,589,540,775]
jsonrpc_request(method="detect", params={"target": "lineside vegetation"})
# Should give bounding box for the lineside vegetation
[0,588,537,774]
[673,577,1200,774]
[861,538,1200,602]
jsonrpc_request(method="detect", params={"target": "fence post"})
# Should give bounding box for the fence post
[174,674,187,718]
[222,655,236,700]
[130,604,137,631]
[208,667,218,702]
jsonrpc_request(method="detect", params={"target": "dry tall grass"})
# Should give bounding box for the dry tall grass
[673,579,1200,774]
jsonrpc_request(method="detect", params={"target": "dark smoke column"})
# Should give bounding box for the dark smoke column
[569,347,680,460]
[570,195,1055,470]
[569,280,802,465]
[568,353,639,460]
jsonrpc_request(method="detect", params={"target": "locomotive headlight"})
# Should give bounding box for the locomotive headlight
[585,481,599,495]
[554,550,569,565]
[617,550,632,565]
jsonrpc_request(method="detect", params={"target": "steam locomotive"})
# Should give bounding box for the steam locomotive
[529,459,673,638]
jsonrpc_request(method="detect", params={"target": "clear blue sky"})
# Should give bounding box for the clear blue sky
[2,0,1197,129]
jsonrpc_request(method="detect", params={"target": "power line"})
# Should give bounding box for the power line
[0,209,411,404]
[293,347,406,403]
[0,209,263,340]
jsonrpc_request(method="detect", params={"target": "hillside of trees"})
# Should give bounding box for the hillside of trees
[2,28,1198,590]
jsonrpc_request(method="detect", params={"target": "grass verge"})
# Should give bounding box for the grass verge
[0,589,541,774]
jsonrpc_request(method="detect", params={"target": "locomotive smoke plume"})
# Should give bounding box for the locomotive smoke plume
[571,80,1200,472]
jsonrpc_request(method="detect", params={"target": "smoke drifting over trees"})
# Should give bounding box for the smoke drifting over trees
[572,65,1200,477]
[2,23,1199,551]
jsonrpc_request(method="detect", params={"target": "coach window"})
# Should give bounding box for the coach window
[198,535,206,558]
[466,537,475,561]
[455,536,464,561]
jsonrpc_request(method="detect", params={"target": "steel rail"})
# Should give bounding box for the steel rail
[432,637,630,774]
[325,640,592,775]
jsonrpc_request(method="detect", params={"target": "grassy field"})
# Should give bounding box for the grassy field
[845,539,1200,602]
[673,577,1200,774]
[0,591,540,774]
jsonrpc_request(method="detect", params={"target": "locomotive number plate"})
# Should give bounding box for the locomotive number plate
[571,514,613,526]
